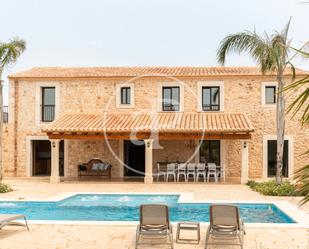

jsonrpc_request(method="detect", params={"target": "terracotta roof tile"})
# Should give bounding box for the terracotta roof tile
[9,66,308,79]
[43,112,254,134]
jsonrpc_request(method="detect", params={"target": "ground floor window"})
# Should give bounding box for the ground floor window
[124,140,145,177]
[267,140,289,177]
[32,140,64,176]
[199,140,220,165]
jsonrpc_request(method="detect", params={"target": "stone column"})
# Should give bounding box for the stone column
[144,139,153,184]
[240,141,249,184]
[50,139,60,183]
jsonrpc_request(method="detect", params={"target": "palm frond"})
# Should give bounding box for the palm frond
[290,46,309,58]
[217,28,290,76]
[285,75,309,91]
[217,31,269,69]
[285,76,309,125]
[0,37,26,75]
[270,32,288,71]
[287,62,296,81]
[259,38,276,74]
[281,17,292,43]
[294,158,309,205]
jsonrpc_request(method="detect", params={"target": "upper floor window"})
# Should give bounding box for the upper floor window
[202,86,220,111]
[41,87,55,122]
[116,83,134,108]
[265,86,276,104]
[261,82,277,107]
[121,87,131,105]
[3,106,8,123]
[162,86,180,111]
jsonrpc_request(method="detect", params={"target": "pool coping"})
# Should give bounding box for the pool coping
[1,192,309,228]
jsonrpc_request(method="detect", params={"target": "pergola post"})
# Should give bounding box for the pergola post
[144,139,153,184]
[241,141,249,184]
[50,139,60,183]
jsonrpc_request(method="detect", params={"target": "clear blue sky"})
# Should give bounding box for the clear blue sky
[1,0,308,104]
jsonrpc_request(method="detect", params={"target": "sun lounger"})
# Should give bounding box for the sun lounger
[205,204,245,249]
[136,204,173,249]
[0,214,29,230]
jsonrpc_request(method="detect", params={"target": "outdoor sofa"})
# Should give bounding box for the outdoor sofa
[78,158,112,179]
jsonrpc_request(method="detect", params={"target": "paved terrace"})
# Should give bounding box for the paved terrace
[0,180,308,249]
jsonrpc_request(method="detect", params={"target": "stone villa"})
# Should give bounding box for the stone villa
[2,66,309,183]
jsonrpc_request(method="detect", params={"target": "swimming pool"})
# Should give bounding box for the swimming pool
[0,194,295,223]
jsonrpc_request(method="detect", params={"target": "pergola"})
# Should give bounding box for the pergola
[43,112,254,183]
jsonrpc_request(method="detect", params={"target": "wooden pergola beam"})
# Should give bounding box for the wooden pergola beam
[47,132,252,140]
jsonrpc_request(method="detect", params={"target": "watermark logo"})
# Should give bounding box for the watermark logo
[103,73,206,177]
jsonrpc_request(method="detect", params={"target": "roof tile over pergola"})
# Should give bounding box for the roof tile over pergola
[43,112,254,140]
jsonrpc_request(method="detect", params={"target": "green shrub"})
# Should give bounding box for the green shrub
[246,180,258,188]
[247,180,302,196]
[0,182,12,193]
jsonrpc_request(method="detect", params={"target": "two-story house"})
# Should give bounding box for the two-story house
[3,66,308,183]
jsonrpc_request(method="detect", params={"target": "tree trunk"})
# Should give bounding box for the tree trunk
[0,80,3,183]
[276,73,286,184]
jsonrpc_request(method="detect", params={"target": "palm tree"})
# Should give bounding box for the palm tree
[217,20,294,184]
[0,38,26,182]
[285,47,309,204]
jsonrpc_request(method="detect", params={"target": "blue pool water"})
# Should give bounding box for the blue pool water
[0,194,295,223]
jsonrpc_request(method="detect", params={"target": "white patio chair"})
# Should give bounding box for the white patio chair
[196,163,206,182]
[177,163,187,182]
[166,163,177,182]
[156,163,166,182]
[186,163,196,182]
[207,163,218,182]
[217,164,225,182]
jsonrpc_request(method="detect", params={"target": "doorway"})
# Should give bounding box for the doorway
[32,140,64,176]
[124,140,145,177]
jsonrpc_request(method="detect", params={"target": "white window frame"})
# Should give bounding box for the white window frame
[35,82,60,126]
[116,83,135,108]
[261,82,277,107]
[262,135,294,179]
[197,81,224,112]
[157,82,184,112]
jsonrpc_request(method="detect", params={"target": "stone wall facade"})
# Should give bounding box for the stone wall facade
[66,140,120,178]
[2,74,309,182]
[2,124,16,176]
